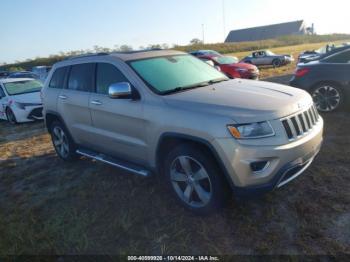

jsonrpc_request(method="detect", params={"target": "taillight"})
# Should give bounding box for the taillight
[295,68,310,77]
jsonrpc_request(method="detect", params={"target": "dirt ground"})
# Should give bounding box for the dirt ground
[0,82,349,255]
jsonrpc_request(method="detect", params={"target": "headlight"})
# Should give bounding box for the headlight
[227,121,275,139]
[14,102,26,110]
[14,102,41,110]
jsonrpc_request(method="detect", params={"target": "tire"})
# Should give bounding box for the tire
[272,59,281,68]
[50,121,78,161]
[163,144,231,215]
[6,107,17,125]
[311,83,344,112]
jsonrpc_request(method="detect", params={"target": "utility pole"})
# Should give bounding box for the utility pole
[202,24,205,44]
[222,0,226,41]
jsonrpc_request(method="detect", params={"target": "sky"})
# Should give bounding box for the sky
[1,0,349,64]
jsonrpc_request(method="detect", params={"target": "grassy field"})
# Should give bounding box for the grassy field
[0,41,350,256]
[1,113,349,255]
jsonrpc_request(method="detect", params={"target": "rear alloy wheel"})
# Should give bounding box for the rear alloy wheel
[164,145,230,215]
[6,107,17,125]
[50,121,77,161]
[312,84,343,112]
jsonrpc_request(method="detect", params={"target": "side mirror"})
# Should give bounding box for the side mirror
[108,82,132,99]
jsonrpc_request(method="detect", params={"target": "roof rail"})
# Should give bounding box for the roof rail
[65,48,165,60]
[65,52,109,60]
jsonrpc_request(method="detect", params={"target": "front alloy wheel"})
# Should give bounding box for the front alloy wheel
[164,145,230,215]
[312,85,342,112]
[170,156,212,208]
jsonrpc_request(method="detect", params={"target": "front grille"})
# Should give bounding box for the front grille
[28,107,43,118]
[281,105,320,140]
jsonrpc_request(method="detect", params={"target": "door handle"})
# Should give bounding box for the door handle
[91,100,102,105]
[59,95,68,100]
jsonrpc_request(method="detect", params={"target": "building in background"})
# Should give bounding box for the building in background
[225,20,312,43]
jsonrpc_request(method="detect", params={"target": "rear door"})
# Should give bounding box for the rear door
[253,52,265,65]
[323,50,350,84]
[88,62,147,164]
[57,63,95,145]
[43,66,68,115]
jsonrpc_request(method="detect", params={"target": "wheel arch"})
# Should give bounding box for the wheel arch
[311,80,343,91]
[155,132,235,189]
[45,110,70,133]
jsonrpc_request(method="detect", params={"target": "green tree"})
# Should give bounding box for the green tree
[190,38,203,45]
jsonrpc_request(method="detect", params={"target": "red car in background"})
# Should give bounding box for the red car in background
[190,50,260,80]
[198,54,260,80]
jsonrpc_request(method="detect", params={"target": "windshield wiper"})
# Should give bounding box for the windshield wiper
[162,78,229,95]
[162,81,210,95]
[208,77,229,84]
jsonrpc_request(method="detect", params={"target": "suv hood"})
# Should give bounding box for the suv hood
[163,79,312,123]
[10,91,42,104]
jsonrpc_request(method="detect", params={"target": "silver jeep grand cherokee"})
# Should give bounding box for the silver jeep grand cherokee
[42,50,323,214]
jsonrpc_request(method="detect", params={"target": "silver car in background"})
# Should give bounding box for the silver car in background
[241,50,294,67]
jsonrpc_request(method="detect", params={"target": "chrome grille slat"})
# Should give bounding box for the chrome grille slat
[287,118,297,138]
[308,109,315,125]
[304,111,311,129]
[281,105,320,141]
[298,114,307,133]
[295,115,304,135]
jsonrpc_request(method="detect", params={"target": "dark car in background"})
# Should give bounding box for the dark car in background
[190,50,222,57]
[7,71,39,79]
[241,50,294,67]
[290,48,350,112]
[298,43,350,63]
[0,71,9,79]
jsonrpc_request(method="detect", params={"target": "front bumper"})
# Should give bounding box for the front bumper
[212,117,323,196]
[240,71,259,80]
[11,105,43,123]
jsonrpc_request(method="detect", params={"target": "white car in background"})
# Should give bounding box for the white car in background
[0,78,43,124]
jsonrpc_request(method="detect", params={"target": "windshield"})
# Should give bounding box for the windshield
[265,50,275,56]
[4,80,43,95]
[213,56,238,65]
[129,55,227,94]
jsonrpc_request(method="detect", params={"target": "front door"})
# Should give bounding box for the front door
[88,62,147,164]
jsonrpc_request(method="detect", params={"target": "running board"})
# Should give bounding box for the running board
[76,149,150,177]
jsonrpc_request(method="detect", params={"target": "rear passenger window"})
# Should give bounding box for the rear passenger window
[96,63,128,94]
[68,63,95,92]
[49,67,68,89]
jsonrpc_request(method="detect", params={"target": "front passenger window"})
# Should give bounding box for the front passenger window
[68,63,95,92]
[96,63,129,94]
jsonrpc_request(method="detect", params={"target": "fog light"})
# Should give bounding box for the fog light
[250,161,269,173]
